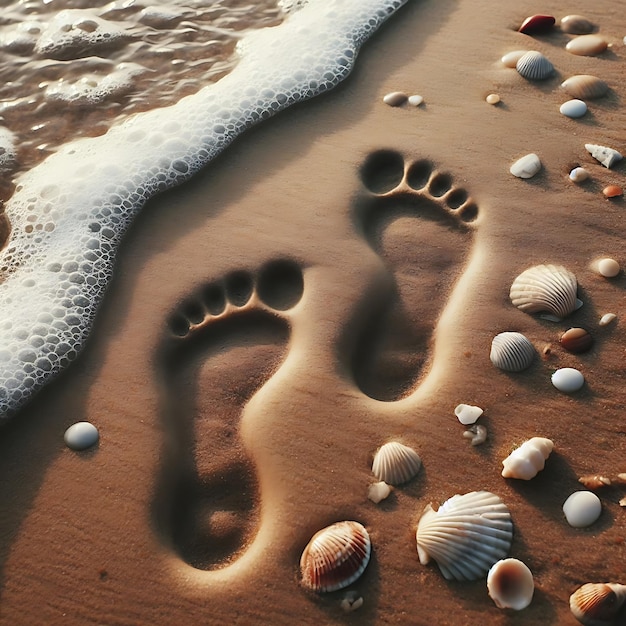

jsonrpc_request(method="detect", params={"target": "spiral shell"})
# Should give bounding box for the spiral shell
[516,51,554,80]
[416,491,513,581]
[501,437,554,480]
[490,332,536,372]
[372,441,421,486]
[509,264,580,321]
[569,582,626,626]
[561,75,609,99]
[487,558,534,610]
[300,521,371,593]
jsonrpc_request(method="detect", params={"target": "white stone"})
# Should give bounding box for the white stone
[560,99,587,118]
[597,257,620,277]
[64,421,99,451]
[551,368,584,393]
[563,491,601,527]
[569,167,589,183]
[510,153,541,179]
[367,481,391,503]
[454,403,483,425]
[407,94,424,106]
[486,93,500,105]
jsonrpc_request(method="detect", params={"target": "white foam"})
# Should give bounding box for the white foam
[0,127,17,172]
[0,0,407,417]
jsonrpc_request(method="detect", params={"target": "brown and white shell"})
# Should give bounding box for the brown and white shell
[300,521,371,593]
[501,437,554,480]
[487,558,534,610]
[372,441,421,485]
[516,51,554,80]
[561,75,609,99]
[416,491,513,581]
[569,582,626,626]
[490,332,536,372]
[509,264,580,321]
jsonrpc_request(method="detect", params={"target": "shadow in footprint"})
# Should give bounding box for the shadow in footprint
[153,260,303,570]
[350,150,478,402]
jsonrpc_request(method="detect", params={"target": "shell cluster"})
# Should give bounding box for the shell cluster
[372,441,421,486]
[490,331,536,372]
[416,491,513,581]
[501,437,554,480]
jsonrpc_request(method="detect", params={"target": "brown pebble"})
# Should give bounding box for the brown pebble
[560,327,593,353]
[578,474,611,490]
[603,185,623,199]
[519,14,555,35]
[383,91,408,107]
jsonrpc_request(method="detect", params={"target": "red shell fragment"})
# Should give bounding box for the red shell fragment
[603,185,623,199]
[519,15,556,35]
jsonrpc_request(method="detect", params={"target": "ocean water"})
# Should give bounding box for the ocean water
[0,0,407,419]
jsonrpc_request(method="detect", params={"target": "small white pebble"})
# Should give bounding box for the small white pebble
[597,257,620,278]
[367,481,391,503]
[563,491,602,527]
[64,421,99,451]
[463,424,488,446]
[599,313,617,326]
[407,94,424,106]
[486,93,500,105]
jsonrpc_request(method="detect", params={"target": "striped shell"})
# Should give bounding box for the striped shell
[561,75,608,99]
[416,491,513,581]
[501,437,554,480]
[300,521,371,593]
[490,332,536,372]
[509,264,580,320]
[516,51,554,80]
[372,441,421,485]
[569,582,626,626]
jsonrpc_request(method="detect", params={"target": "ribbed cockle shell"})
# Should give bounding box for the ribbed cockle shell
[490,332,536,372]
[516,51,554,80]
[372,441,421,486]
[416,491,513,581]
[569,582,626,626]
[501,437,554,480]
[300,521,371,593]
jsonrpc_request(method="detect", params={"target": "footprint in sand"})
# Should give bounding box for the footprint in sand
[351,149,479,401]
[154,259,303,570]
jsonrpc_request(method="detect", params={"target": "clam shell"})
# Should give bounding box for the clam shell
[510,153,541,178]
[560,15,595,35]
[566,35,607,57]
[372,441,421,486]
[570,583,626,626]
[300,521,371,592]
[560,99,587,119]
[518,15,555,35]
[501,436,554,480]
[561,75,608,99]
[487,558,534,610]
[509,264,580,321]
[563,491,601,528]
[416,491,513,581]
[586,144,623,168]
[490,332,536,372]
[516,51,554,80]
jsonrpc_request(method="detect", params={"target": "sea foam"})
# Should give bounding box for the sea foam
[0,0,407,418]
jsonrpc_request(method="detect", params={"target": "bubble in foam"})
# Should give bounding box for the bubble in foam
[0,0,408,418]
[0,127,17,172]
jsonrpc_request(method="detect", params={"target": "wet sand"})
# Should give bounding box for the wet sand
[1,1,626,624]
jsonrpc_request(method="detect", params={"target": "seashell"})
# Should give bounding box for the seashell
[490,332,536,372]
[501,436,554,480]
[560,15,595,35]
[603,185,623,199]
[560,99,587,119]
[487,558,534,610]
[578,474,611,490]
[552,367,585,393]
[64,421,99,451]
[570,582,626,626]
[510,153,542,178]
[340,591,364,613]
[566,35,607,57]
[416,491,513,581]
[454,403,483,425]
[407,94,423,106]
[486,93,500,105]
[372,441,421,486]
[599,313,617,327]
[383,91,407,107]
[621,497,626,508]
[367,481,391,504]
[615,473,626,485]
[560,328,594,353]
[509,264,580,321]
[463,424,488,446]
[501,50,528,68]
[518,15,555,35]
[570,167,590,183]
[563,491,602,527]
[586,144,623,168]
[300,521,371,592]
[561,75,609,100]
[596,258,620,277]
[516,51,554,80]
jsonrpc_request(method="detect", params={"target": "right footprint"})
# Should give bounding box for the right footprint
[352,149,479,401]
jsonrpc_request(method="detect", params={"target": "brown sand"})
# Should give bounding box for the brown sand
[1,1,626,624]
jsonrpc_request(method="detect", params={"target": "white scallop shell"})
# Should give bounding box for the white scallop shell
[501,436,554,480]
[490,332,536,372]
[300,521,371,592]
[416,491,513,581]
[372,441,421,486]
[561,75,608,99]
[509,264,580,321]
[570,583,626,626]
[585,144,623,168]
[516,51,554,80]
[487,558,534,610]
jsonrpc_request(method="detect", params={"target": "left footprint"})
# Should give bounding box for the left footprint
[154,260,303,570]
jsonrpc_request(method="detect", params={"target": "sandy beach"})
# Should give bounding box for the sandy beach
[1,1,626,624]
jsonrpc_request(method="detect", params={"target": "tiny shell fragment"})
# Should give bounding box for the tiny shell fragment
[408,94,424,106]
[586,144,623,168]
[383,91,407,107]
[454,403,483,425]
[486,93,500,105]
[510,153,541,178]
[599,313,616,326]
[340,591,364,613]
[560,15,595,35]
[620,497,626,507]
[615,473,626,485]
[603,185,623,199]
[368,481,391,504]
[463,424,488,446]
[518,15,555,35]
[597,258,620,277]
[578,474,611,490]
[569,167,589,183]
[566,34,607,56]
